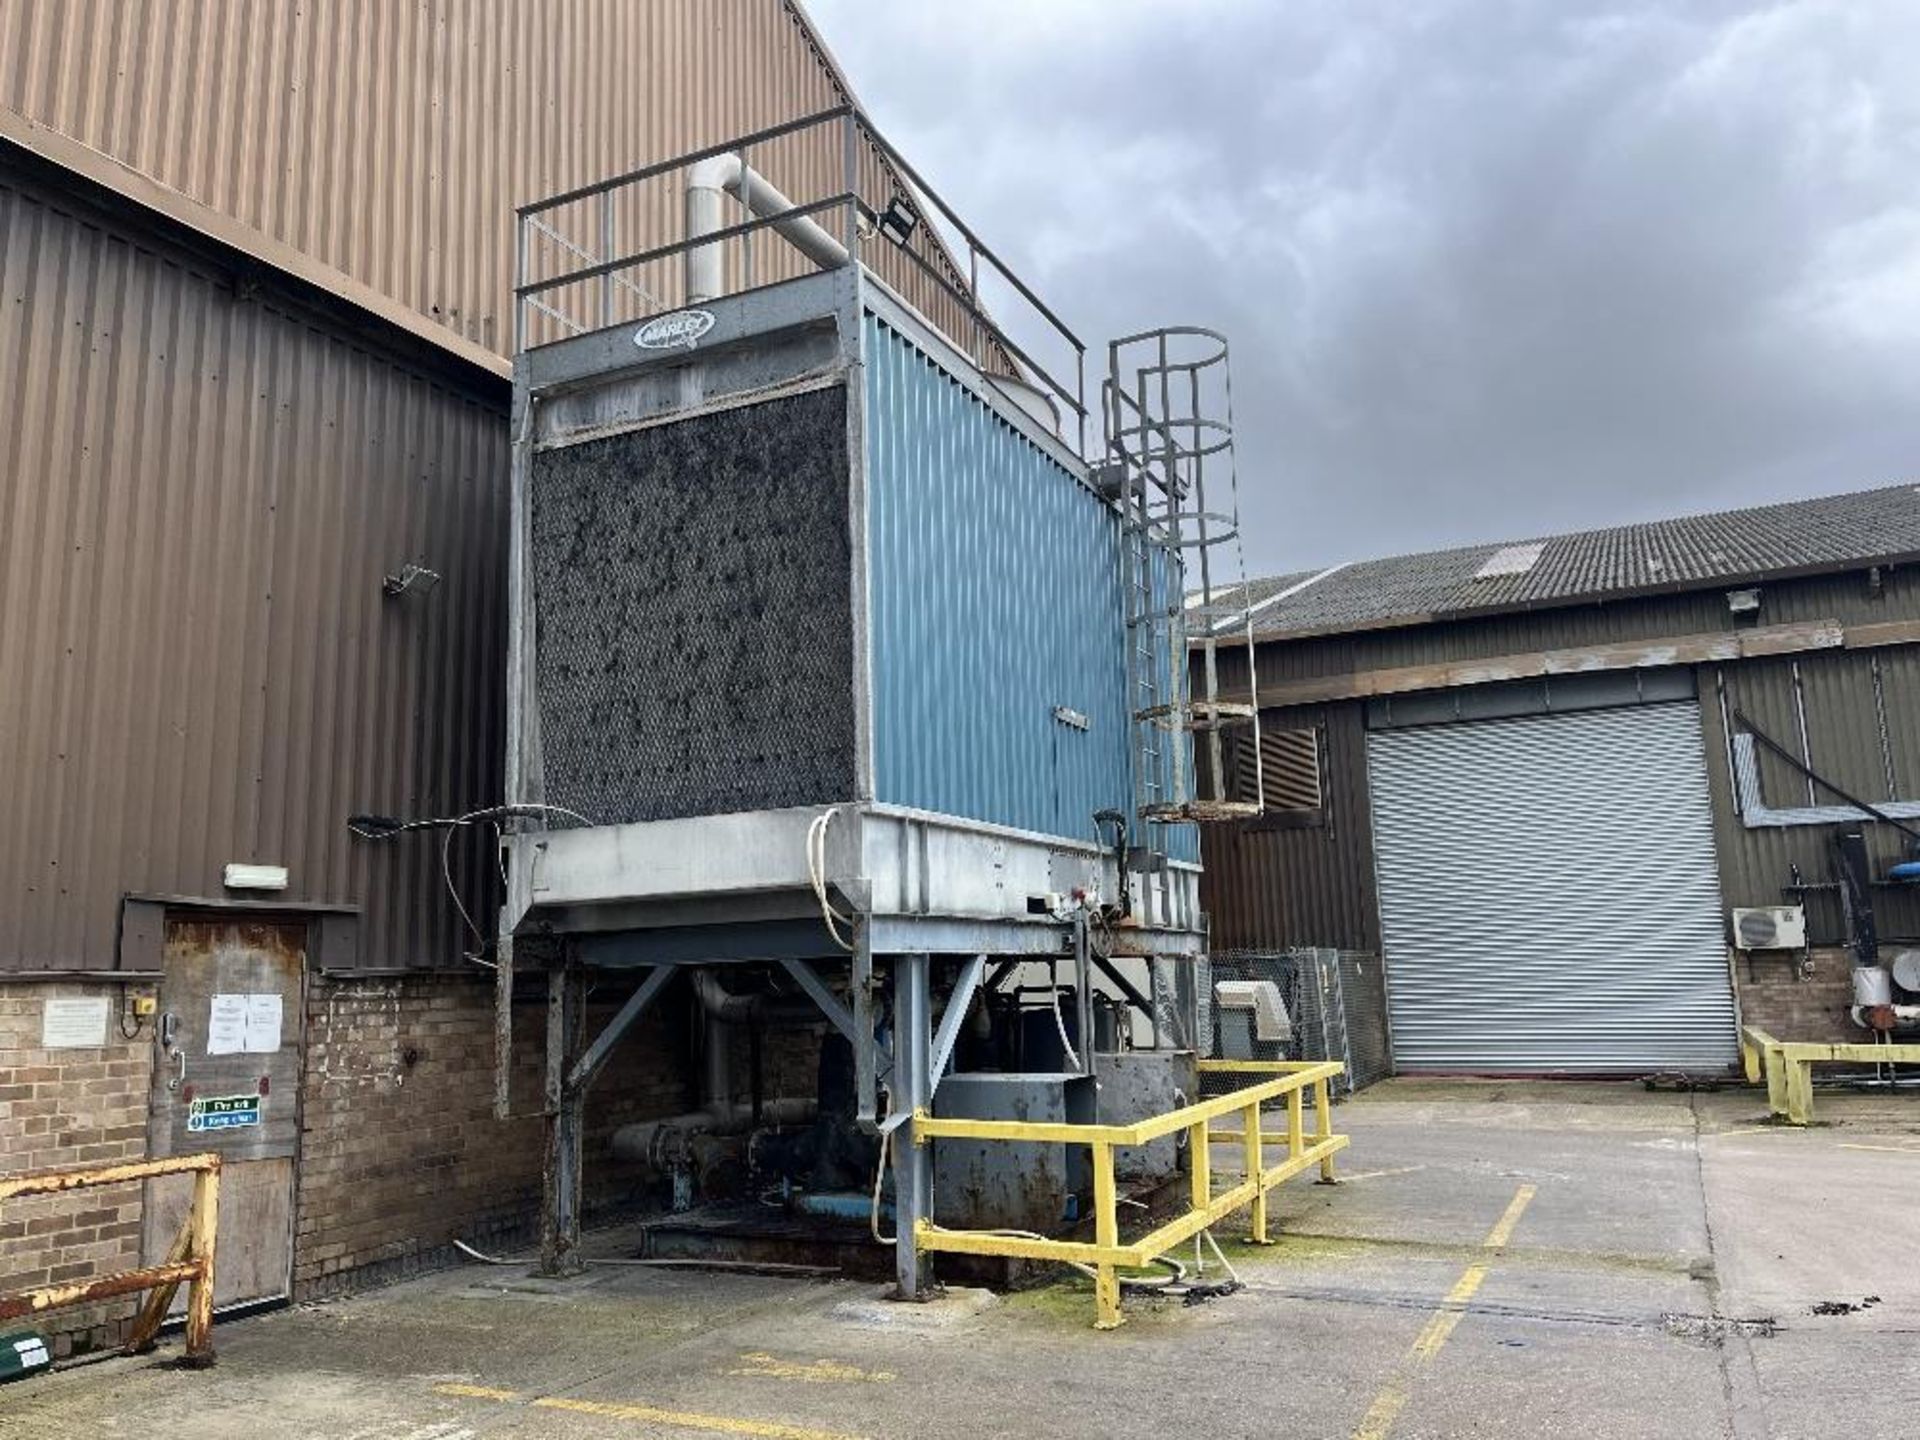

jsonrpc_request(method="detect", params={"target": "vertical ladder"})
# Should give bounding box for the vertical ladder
[1103,328,1263,861]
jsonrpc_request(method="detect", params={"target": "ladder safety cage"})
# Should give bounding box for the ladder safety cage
[1101,328,1264,852]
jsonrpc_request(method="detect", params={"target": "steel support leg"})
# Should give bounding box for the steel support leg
[893,953,934,1300]
[494,933,515,1121]
[1073,916,1096,1075]
[540,958,585,1275]
[854,919,878,1131]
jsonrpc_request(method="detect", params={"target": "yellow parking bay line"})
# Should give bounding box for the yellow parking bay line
[435,1382,521,1401]
[727,1352,896,1384]
[1838,1141,1920,1155]
[1351,1184,1538,1440]
[431,1382,865,1440]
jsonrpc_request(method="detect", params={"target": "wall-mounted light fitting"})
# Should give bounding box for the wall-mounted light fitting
[224,862,289,891]
[1726,587,1761,616]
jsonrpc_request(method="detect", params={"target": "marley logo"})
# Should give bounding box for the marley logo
[634,309,717,351]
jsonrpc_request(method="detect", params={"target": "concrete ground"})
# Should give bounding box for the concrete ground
[7,1079,1920,1440]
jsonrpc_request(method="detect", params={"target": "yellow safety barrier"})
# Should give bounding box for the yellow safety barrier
[912,1059,1349,1328]
[0,1151,222,1365]
[1741,1025,1920,1126]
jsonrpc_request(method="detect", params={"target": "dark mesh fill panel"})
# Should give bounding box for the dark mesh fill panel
[529,385,854,822]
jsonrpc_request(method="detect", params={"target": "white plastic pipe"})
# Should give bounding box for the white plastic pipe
[685,154,849,304]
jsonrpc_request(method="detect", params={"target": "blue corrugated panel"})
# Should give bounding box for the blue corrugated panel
[865,313,1136,843]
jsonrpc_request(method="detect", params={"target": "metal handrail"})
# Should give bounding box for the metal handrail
[913,1060,1347,1328]
[860,124,1087,352]
[517,194,855,300]
[511,104,1089,452]
[518,105,855,218]
[0,1151,222,1365]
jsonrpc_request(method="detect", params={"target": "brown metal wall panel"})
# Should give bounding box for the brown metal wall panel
[0,0,986,365]
[0,166,505,973]
[1199,701,1378,954]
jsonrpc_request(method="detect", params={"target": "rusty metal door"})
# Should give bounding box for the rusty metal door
[142,919,305,1310]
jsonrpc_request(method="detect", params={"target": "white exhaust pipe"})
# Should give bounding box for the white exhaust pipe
[685,154,850,304]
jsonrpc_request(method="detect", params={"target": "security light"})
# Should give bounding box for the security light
[878,195,919,247]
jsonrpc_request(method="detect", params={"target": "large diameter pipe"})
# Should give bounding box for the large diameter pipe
[685,154,850,304]
[689,971,819,1027]
[611,1099,817,1166]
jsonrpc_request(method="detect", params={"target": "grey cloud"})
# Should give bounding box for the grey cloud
[805,0,1920,575]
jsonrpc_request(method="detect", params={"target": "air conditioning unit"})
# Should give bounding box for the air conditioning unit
[1732,905,1806,951]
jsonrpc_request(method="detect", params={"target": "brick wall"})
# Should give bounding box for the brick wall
[0,981,156,1356]
[4,969,820,1338]
[1732,946,1859,1043]
[292,971,694,1297]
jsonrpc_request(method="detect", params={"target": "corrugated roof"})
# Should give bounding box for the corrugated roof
[1214,483,1920,640]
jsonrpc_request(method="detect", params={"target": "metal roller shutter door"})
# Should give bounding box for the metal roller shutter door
[1367,703,1737,1073]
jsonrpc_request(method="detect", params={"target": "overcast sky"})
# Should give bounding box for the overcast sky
[805,0,1920,578]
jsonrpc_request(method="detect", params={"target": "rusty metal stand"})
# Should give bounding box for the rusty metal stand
[540,955,585,1275]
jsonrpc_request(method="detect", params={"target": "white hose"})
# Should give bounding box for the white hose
[452,1239,832,1277]
[869,1129,896,1245]
[806,810,856,952]
[1048,957,1081,1071]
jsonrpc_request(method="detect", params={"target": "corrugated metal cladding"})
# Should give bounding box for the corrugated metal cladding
[1241,564,1920,692]
[1367,704,1738,1073]
[1200,702,1379,953]
[1704,649,1920,942]
[864,312,1141,846]
[0,0,984,362]
[0,166,505,974]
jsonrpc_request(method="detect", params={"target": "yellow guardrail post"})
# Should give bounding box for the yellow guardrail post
[186,1157,222,1364]
[1241,1098,1268,1244]
[1286,1082,1304,1166]
[1313,1075,1338,1183]
[1783,1052,1815,1127]
[1192,1114,1211,1212]
[1091,1140,1121,1330]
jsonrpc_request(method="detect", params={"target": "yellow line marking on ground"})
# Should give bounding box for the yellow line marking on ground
[727,1352,896,1384]
[434,1383,521,1401]
[431,1381,865,1440]
[533,1396,863,1440]
[1351,1183,1537,1440]
[1335,1165,1429,1182]
[1480,1185,1536,1249]
[1837,1142,1920,1155]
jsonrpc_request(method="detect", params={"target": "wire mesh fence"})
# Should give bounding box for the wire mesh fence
[1202,948,1392,1098]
